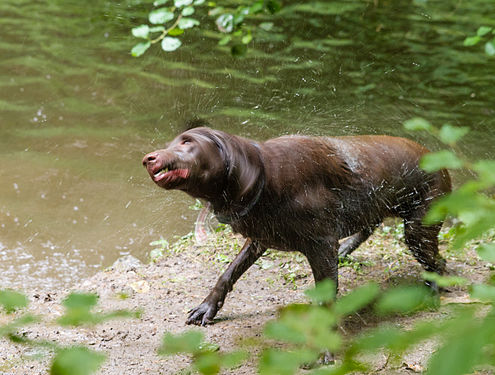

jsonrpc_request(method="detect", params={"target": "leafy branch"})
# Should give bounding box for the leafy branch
[131,0,281,57]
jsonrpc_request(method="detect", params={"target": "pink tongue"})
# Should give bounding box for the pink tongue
[173,168,189,178]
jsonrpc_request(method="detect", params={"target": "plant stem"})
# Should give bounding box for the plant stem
[151,14,183,44]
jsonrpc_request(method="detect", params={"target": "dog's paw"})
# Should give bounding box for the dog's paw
[186,302,218,326]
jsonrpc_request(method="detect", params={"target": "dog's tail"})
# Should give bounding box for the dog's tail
[194,202,211,245]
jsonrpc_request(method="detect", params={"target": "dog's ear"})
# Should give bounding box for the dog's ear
[184,118,211,131]
[199,128,262,201]
[221,136,263,201]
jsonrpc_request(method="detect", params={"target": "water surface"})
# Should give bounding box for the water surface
[1,0,494,289]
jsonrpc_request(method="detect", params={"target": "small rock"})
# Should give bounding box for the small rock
[111,255,142,272]
[129,280,150,294]
[402,362,423,373]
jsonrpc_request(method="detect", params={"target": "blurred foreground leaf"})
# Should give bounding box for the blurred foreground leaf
[422,272,468,288]
[159,330,204,354]
[438,124,469,145]
[376,286,437,315]
[420,150,464,172]
[304,279,335,303]
[50,347,105,375]
[58,292,137,326]
[334,282,379,317]
[0,290,28,313]
[477,243,495,262]
[404,117,432,131]
[259,348,316,375]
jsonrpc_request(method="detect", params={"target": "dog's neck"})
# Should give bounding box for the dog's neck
[213,175,265,224]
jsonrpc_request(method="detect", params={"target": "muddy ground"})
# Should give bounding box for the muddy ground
[0,225,491,375]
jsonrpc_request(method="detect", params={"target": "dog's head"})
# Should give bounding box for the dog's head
[142,127,262,201]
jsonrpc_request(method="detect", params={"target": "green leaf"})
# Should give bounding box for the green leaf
[153,0,169,5]
[452,210,495,249]
[334,283,379,316]
[422,272,467,287]
[161,37,182,51]
[58,310,95,326]
[216,14,234,33]
[209,7,225,16]
[0,314,39,337]
[423,183,486,225]
[353,325,402,351]
[198,341,220,353]
[404,117,432,131]
[259,349,316,375]
[0,290,28,313]
[182,6,195,16]
[438,124,469,145]
[485,41,495,56]
[222,351,248,368]
[426,325,485,375]
[131,42,151,57]
[357,320,438,355]
[233,12,246,26]
[376,286,437,315]
[250,1,264,13]
[194,0,205,4]
[259,22,274,31]
[193,352,221,375]
[477,26,492,36]
[58,293,99,326]
[149,26,165,32]
[264,321,306,344]
[470,284,495,301]
[150,248,164,262]
[149,8,175,24]
[218,35,231,46]
[178,17,200,29]
[477,243,495,262]
[131,24,150,39]
[158,331,203,355]
[50,347,106,375]
[62,293,98,309]
[175,0,193,6]
[241,34,252,44]
[464,35,481,46]
[420,150,464,172]
[304,279,336,304]
[473,160,495,186]
[168,28,184,36]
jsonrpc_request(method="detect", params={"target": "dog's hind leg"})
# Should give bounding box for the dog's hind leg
[338,227,376,258]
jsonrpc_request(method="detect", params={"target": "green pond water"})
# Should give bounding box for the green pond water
[1,0,494,289]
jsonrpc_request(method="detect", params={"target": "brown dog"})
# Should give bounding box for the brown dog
[142,126,451,325]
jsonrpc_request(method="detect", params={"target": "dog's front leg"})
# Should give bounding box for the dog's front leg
[186,239,266,326]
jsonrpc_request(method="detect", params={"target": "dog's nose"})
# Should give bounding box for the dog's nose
[142,152,158,167]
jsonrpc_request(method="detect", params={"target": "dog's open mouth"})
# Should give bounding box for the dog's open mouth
[153,166,170,179]
[152,165,190,185]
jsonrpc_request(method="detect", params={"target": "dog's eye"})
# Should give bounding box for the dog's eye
[181,138,191,145]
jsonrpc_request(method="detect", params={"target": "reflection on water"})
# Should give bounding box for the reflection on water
[0,0,494,289]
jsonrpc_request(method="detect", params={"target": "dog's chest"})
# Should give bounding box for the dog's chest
[229,199,339,251]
